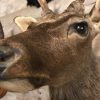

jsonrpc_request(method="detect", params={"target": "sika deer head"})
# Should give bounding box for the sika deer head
[0,0,98,93]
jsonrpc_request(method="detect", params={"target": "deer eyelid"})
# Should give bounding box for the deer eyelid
[69,21,89,36]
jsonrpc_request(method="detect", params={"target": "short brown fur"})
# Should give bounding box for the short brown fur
[0,0,99,100]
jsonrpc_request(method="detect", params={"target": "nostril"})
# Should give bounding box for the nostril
[0,46,14,62]
[0,67,5,73]
[0,51,13,62]
[0,51,8,62]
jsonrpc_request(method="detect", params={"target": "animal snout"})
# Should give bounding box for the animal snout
[0,46,15,74]
[0,67,6,73]
[0,46,14,62]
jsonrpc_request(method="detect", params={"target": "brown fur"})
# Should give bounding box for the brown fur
[0,0,99,100]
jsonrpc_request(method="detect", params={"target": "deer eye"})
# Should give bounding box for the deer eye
[72,21,88,36]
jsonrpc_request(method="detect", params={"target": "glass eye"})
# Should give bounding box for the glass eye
[73,21,88,36]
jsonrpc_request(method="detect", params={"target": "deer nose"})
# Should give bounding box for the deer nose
[0,67,5,73]
[0,46,15,74]
[0,46,14,62]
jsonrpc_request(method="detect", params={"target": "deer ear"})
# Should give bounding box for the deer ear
[14,16,37,32]
[0,22,4,39]
[64,0,84,15]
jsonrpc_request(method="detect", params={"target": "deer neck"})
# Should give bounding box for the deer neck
[49,55,99,100]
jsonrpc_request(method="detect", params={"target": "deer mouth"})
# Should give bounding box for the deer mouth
[0,78,34,92]
[0,46,34,92]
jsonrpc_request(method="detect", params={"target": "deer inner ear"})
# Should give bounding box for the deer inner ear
[14,16,37,32]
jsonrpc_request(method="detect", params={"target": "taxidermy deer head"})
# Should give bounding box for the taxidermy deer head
[0,0,99,100]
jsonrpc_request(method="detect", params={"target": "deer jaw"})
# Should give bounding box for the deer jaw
[0,0,98,94]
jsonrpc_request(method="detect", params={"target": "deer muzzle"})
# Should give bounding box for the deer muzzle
[0,46,21,79]
[0,46,34,92]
